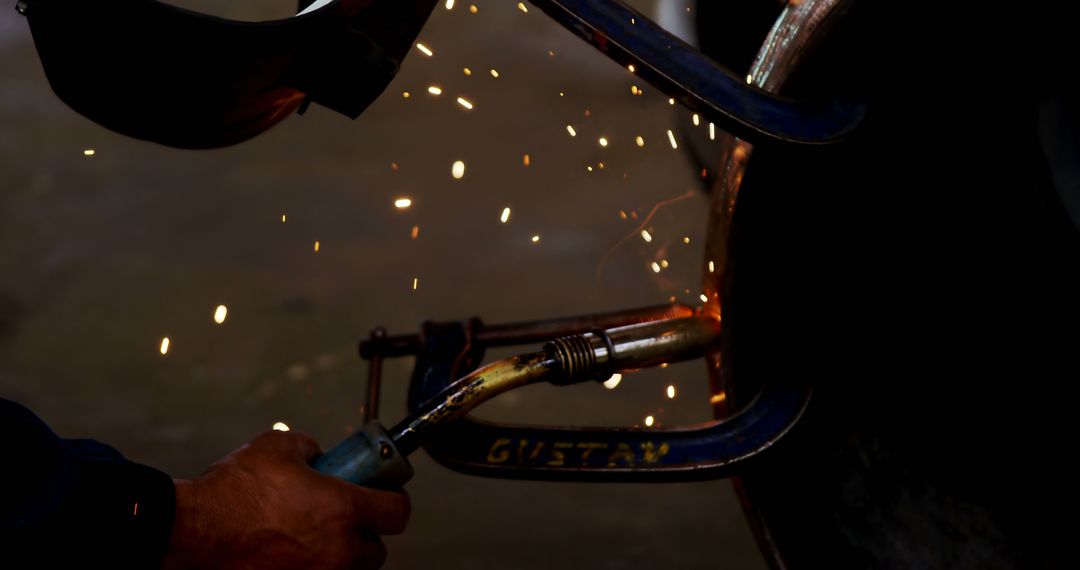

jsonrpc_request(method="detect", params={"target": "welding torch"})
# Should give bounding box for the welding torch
[312,314,720,488]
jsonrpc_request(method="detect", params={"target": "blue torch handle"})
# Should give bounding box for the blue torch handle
[313,422,414,489]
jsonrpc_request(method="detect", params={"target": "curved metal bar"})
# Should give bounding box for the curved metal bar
[528,0,863,145]
[702,0,851,413]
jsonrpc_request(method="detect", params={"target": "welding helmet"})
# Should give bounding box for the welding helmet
[17,0,438,148]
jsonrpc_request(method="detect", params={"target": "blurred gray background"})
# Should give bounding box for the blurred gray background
[0,1,766,567]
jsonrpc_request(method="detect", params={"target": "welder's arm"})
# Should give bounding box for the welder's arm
[0,397,176,567]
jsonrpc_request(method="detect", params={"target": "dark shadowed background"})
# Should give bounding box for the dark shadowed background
[0,1,767,567]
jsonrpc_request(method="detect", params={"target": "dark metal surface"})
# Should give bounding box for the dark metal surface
[527,0,864,145]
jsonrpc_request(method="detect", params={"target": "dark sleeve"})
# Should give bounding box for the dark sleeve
[0,398,176,568]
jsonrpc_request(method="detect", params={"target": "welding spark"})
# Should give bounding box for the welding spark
[517,2,528,13]
[627,64,635,72]
[531,235,540,243]
[490,69,500,78]
[463,67,472,76]
[692,113,700,126]
[598,137,609,147]
[667,130,678,149]
[683,236,690,244]
[213,305,228,325]
[631,85,641,95]
[668,98,675,105]
[159,337,170,355]
[411,226,420,239]
[427,86,443,95]
[314,241,320,252]
[445,0,454,9]
[403,91,410,98]
[500,207,511,223]
[660,259,669,268]
[272,422,290,432]
[586,166,593,172]
[603,373,622,389]
[667,385,676,399]
[635,135,645,147]
[566,125,577,137]
[651,262,661,273]
[618,210,628,219]
[413,277,419,290]
[641,229,653,243]
[594,190,694,294]
[523,154,531,166]
[456,97,474,110]
[469,4,477,13]
[645,415,655,427]
[395,198,413,209]
[709,122,716,140]
[416,43,433,57]
[700,293,709,303]
[281,214,286,223]
[708,261,715,273]
[83,149,95,156]
[451,160,466,179]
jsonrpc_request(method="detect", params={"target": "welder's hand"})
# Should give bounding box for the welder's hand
[162,430,410,570]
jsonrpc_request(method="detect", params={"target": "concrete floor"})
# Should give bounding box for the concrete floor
[0,2,766,568]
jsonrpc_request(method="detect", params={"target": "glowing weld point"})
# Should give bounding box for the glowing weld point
[531,235,540,243]
[700,293,709,303]
[566,125,577,137]
[667,385,676,399]
[603,373,622,389]
[517,2,527,12]
[692,113,700,126]
[708,261,715,273]
[451,160,466,179]
[635,136,645,147]
[416,43,433,57]
[159,337,170,355]
[83,149,95,156]
[644,415,655,427]
[456,97,474,110]
[445,0,454,9]
[651,262,661,273]
[213,305,227,325]
[272,422,290,432]
[667,130,678,149]
[500,207,511,224]
[490,69,500,78]
[640,229,652,243]
[427,86,443,95]
[598,137,608,147]
[709,122,716,140]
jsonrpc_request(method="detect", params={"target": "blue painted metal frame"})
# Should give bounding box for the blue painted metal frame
[528,0,864,145]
